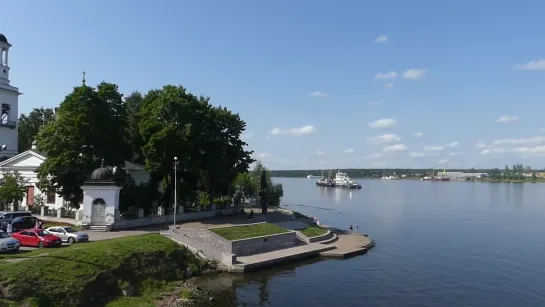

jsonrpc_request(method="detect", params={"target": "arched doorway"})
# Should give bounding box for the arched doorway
[91,198,106,225]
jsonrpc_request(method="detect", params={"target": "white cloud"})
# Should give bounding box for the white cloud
[496,115,518,123]
[409,152,438,157]
[367,134,401,144]
[375,71,397,80]
[413,132,423,137]
[475,140,488,148]
[384,83,393,88]
[319,160,327,164]
[513,59,545,71]
[309,91,327,98]
[513,146,545,156]
[445,141,459,148]
[369,118,398,129]
[383,144,408,152]
[374,35,388,44]
[423,145,445,152]
[437,159,448,164]
[402,69,428,80]
[344,148,355,154]
[257,152,270,159]
[491,136,545,146]
[270,125,315,137]
[481,148,507,155]
[448,152,463,156]
[314,150,325,156]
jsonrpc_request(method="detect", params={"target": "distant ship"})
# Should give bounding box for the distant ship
[422,161,451,181]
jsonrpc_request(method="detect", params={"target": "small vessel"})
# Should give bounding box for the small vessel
[381,172,399,180]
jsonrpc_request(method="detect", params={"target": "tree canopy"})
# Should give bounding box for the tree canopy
[0,171,28,211]
[20,79,260,211]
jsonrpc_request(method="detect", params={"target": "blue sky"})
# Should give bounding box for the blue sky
[2,0,545,170]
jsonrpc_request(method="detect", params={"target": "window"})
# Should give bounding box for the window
[92,198,106,205]
[3,214,11,219]
[1,103,9,125]
[46,188,56,204]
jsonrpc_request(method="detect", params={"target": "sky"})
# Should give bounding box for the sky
[2,0,545,170]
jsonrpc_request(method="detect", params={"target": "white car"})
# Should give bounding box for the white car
[45,226,89,244]
[0,231,20,252]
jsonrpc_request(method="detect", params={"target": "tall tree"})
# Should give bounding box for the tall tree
[125,91,145,164]
[17,107,55,152]
[0,171,28,211]
[36,82,130,207]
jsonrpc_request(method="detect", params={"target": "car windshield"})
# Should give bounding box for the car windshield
[64,227,77,233]
[34,231,49,237]
[0,232,10,239]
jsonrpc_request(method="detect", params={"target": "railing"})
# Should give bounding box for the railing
[0,120,16,129]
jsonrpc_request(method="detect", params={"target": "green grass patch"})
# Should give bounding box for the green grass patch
[43,222,82,230]
[0,234,204,307]
[106,280,178,307]
[210,223,289,240]
[300,225,328,238]
[179,289,196,300]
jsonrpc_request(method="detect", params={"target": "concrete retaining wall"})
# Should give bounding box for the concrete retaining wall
[231,232,297,257]
[172,228,232,262]
[113,208,235,229]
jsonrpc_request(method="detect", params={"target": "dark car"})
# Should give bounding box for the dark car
[10,216,41,233]
[0,211,32,231]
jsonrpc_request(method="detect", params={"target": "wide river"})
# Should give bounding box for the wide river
[197,178,545,307]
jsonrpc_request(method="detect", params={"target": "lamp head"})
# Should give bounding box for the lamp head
[174,156,178,161]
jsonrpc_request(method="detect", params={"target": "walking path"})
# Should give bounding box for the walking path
[229,243,336,272]
[320,231,375,258]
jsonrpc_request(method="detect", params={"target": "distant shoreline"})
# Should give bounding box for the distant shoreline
[271,176,545,183]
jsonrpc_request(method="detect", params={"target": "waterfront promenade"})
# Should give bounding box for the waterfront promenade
[165,207,375,272]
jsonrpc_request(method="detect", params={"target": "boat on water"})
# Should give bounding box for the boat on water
[422,161,451,181]
[333,171,362,189]
[381,173,399,180]
[316,170,361,189]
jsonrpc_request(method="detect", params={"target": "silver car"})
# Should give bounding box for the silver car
[0,231,20,252]
[45,226,89,244]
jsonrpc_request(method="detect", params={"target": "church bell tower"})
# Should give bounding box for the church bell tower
[0,33,21,158]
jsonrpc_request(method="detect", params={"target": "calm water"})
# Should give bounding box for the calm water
[199,178,545,307]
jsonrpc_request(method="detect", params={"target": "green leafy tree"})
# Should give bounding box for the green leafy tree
[0,171,28,211]
[125,91,145,164]
[35,82,130,208]
[17,107,55,152]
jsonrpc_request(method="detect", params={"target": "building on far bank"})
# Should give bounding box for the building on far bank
[0,33,20,159]
[441,172,488,180]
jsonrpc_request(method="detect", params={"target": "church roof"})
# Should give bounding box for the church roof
[0,34,8,44]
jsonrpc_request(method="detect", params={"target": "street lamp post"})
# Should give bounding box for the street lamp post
[173,157,179,228]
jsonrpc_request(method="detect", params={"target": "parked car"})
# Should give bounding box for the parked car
[10,216,41,233]
[0,211,32,232]
[46,226,89,244]
[10,229,62,248]
[0,231,20,253]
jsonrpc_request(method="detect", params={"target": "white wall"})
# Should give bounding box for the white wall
[0,86,19,158]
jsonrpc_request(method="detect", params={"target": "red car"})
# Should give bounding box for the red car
[11,229,62,248]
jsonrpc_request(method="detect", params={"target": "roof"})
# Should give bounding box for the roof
[0,34,7,44]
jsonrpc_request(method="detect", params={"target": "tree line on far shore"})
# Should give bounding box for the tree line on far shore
[10,80,282,213]
[270,165,542,179]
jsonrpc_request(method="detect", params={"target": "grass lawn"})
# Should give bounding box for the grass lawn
[0,234,203,307]
[210,223,289,240]
[300,225,328,238]
[43,222,82,230]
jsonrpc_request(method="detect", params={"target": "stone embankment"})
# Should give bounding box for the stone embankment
[162,207,375,272]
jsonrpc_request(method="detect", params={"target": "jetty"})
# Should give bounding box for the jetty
[163,208,374,272]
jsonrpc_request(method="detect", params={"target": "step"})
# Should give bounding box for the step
[89,225,108,231]
[319,233,338,244]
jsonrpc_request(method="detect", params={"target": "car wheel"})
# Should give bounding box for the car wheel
[38,242,44,248]
[68,237,75,244]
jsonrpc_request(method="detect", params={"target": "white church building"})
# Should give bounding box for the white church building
[0,32,149,214]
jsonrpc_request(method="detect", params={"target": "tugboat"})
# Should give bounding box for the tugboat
[316,170,335,187]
